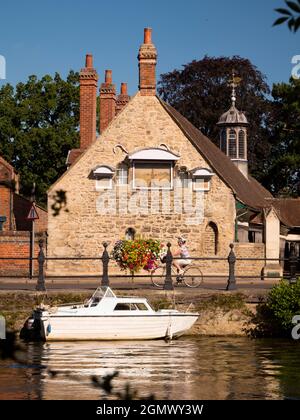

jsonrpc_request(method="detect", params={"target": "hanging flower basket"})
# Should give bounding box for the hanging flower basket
[112,239,166,274]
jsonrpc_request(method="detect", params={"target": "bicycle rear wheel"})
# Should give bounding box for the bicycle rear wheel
[151,266,166,288]
[183,266,203,288]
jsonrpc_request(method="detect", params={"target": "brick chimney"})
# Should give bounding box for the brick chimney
[79,54,98,149]
[116,83,130,115]
[138,28,157,96]
[99,70,116,133]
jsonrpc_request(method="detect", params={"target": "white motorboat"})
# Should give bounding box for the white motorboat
[21,287,199,341]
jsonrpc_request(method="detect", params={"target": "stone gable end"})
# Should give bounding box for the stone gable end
[47,93,236,275]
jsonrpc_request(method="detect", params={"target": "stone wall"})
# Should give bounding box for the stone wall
[234,243,265,278]
[47,94,238,276]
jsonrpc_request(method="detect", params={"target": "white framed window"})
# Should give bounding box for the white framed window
[93,165,114,191]
[116,165,128,186]
[193,177,211,192]
[96,177,113,191]
[133,162,173,190]
[191,168,215,192]
[229,129,237,158]
[238,130,246,159]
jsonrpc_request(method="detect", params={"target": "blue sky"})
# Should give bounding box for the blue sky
[0,0,299,94]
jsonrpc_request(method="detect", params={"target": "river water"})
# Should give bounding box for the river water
[0,337,299,400]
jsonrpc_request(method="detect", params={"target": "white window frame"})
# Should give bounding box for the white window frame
[95,177,113,191]
[132,161,174,191]
[93,166,114,191]
[116,165,128,186]
[193,177,211,192]
[191,168,215,192]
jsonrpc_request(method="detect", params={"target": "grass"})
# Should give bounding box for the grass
[195,293,247,313]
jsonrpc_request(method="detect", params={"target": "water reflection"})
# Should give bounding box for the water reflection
[1,337,300,400]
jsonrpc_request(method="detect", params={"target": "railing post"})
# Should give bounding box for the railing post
[36,239,46,292]
[101,242,110,287]
[164,243,174,291]
[289,242,298,285]
[226,243,237,291]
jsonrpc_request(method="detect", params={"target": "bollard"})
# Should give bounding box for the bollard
[101,242,110,287]
[289,243,298,285]
[36,239,46,292]
[226,243,237,291]
[164,243,174,291]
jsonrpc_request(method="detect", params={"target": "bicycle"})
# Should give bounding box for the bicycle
[151,263,203,288]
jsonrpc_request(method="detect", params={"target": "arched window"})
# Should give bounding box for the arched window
[204,222,218,255]
[238,130,246,159]
[220,130,227,154]
[228,129,237,159]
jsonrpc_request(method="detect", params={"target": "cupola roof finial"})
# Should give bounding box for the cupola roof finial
[229,69,241,108]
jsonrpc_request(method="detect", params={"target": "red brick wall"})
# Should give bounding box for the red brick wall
[139,62,156,96]
[80,56,98,149]
[0,231,46,276]
[99,70,116,133]
[0,185,13,231]
[138,28,157,96]
[13,194,47,233]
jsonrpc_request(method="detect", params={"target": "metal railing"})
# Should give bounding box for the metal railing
[0,240,299,292]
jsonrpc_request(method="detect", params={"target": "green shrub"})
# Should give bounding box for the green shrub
[246,279,300,338]
[266,279,300,334]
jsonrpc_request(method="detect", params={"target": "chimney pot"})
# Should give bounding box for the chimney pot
[144,28,152,44]
[105,70,113,84]
[139,28,157,96]
[121,83,127,95]
[85,54,93,68]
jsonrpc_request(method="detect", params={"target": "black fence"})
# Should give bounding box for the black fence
[0,240,299,292]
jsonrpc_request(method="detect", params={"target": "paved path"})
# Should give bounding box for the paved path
[0,276,278,293]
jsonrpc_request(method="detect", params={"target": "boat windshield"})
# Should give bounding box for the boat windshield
[88,287,116,307]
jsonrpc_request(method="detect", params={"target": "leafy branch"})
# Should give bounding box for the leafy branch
[274,1,300,32]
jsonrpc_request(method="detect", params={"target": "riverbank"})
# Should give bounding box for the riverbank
[0,288,263,337]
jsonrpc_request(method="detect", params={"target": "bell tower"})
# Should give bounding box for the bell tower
[217,72,249,179]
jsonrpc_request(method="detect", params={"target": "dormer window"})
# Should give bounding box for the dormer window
[128,148,180,190]
[93,165,115,190]
[190,168,215,192]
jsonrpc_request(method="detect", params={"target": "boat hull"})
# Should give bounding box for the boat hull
[39,314,198,341]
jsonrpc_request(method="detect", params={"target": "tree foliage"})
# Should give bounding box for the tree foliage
[158,56,273,179]
[261,78,300,196]
[274,1,300,32]
[0,71,79,205]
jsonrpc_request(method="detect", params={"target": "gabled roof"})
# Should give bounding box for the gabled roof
[267,198,300,228]
[0,155,17,182]
[66,149,84,167]
[159,99,273,210]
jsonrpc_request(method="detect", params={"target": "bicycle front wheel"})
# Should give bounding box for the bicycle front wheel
[151,266,166,288]
[183,266,203,288]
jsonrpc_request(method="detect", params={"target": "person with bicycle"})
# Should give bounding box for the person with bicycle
[172,237,191,275]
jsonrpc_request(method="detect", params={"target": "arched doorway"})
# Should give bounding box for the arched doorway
[204,222,219,255]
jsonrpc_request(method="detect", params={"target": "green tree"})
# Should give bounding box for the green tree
[158,56,273,180]
[274,1,300,32]
[261,78,300,196]
[0,71,79,205]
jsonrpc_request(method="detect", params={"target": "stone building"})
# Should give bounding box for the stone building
[47,28,299,277]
